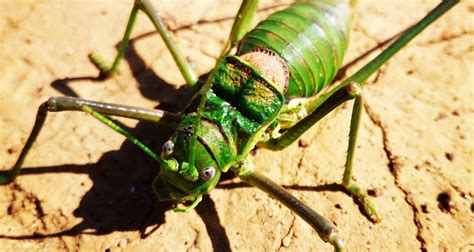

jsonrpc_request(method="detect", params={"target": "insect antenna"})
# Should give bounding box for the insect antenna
[185,0,258,169]
[185,58,223,169]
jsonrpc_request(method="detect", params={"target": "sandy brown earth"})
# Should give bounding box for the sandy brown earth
[0,0,473,251]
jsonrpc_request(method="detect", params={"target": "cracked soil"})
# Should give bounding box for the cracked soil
[0,0,473,251]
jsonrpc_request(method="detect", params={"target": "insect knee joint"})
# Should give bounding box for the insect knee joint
[345,82,362,98]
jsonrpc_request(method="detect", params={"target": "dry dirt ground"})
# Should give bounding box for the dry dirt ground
[0,0,473,251]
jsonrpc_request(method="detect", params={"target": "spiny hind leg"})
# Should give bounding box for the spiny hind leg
[262,82,380,222]
[235,161,346,251]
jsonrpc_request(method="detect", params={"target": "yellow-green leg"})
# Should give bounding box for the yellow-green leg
[235,161,346,252]
[343,94,380,223]
[184,0,260,166]
[89,0,198,86]
[261,0,459,224]
[88,2,140,79]
[0,96,178,184]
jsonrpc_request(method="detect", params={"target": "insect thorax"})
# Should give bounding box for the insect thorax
[180,55,286,172]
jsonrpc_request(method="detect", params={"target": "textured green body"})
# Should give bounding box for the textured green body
[186,56,285,172]
[153,56,285,200]
[153,1,354,201]
[238,0,352,98]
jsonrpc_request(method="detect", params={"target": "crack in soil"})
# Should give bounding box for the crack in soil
[186,227,200,252]
[293,127,324,187]
[364,63,388,87]
[9,183,48,232]
[356,26,386,44]
[167,3,291,33]
[363,103,427,252]
[278,214,296,250]
[58,236,69,251]
[419,31,473,46]
[293,144,308,183]
[416,160,468,205]
[4,3,39,31]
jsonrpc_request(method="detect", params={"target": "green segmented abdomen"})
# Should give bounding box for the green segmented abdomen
[238,0,352,98]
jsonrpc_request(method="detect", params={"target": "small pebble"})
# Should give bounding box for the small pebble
[282,236,292,247]
[65,47,75,56]
[119,239,128,248]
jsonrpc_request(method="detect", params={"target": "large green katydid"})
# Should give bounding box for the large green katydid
[0,0,461,250]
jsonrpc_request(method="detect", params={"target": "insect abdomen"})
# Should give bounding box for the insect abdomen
[238,0,352,98]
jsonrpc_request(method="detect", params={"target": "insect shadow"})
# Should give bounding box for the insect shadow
[3,15,408,250]
[3,27,230,249]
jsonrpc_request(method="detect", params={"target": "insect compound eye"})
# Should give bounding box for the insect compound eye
[200,167,216,181]
[162,140,174,156]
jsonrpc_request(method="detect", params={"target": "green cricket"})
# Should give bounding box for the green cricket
[0,0,459,251]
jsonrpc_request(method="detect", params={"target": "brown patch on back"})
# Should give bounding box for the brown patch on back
[240,48,289,94]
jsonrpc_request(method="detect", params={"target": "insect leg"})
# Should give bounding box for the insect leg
[185,0,260,168]
[331,0,459,92]
[80,105,177,171]
[0,103,48,184]
[262,0,459,150]
[267,83,381,223]
[0,96,178,184]
[237,165,345,251]
[139,0,197,86]
[89,0,198,86]
[220,0,260,57]
[46,96,178,126]
[89,2,140,78]
[262,82,361,150]
[343,95,380,223]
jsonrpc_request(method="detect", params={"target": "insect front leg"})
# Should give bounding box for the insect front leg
[0,96,178,184]
[89,0,198,86]
[220,0,260,57]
